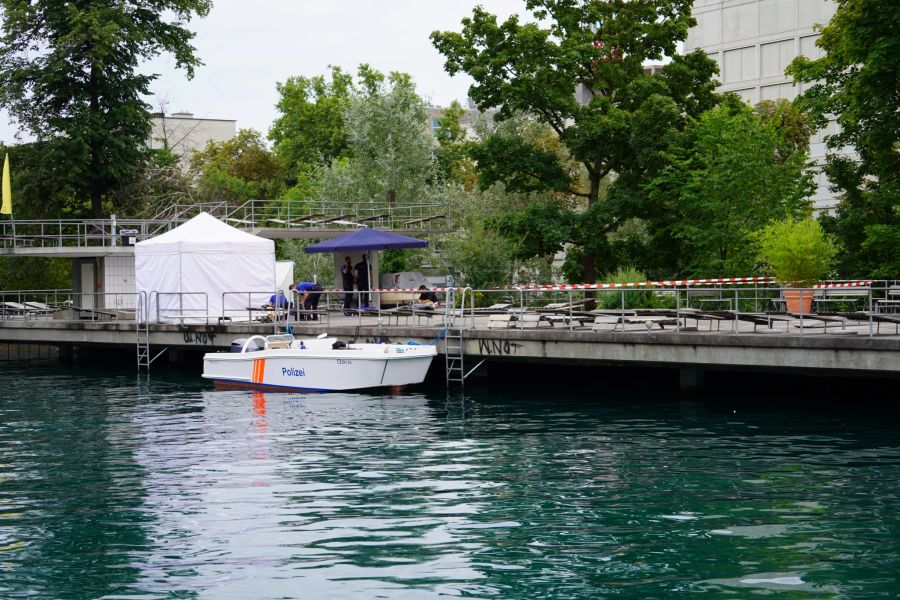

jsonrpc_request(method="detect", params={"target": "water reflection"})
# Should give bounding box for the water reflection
[1,365,900,598]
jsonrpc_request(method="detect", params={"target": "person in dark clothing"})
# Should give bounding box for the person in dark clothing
[289,281,323,320]
[416,284,439,306]
[354,255,369,308]
[340,255,355,313]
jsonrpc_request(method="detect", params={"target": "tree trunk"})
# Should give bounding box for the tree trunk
[89,64,103,218]
[582,168,602,283]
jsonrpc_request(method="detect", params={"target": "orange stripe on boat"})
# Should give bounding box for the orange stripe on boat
[252,358,266,384]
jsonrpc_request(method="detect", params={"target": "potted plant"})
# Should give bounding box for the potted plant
[756,218,838,313]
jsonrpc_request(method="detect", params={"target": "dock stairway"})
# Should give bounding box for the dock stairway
[136,293,167,371]
[444,287,484,387]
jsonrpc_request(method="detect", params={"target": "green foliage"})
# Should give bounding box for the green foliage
[788,0,900,277]
[598,267,656,309]
[379,249,409,274]
[276,239,334,286]
[189,129,282,203]
[441,222,515,290]
[496,200,574,259]
[312,70,435,204]
[434,101,477,187]
[471,122,574,194]
[0,142,79,218]
[269,65,354,185]
[0,0,210,217]
[646,102,814,277]
[756,219,838,287]
[0,257,71,290]
[432,0,719,280]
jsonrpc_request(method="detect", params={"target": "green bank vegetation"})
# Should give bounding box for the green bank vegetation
[0,0,896,290]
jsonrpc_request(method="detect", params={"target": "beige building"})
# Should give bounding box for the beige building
[150,111,237,169]
[686,0,840,211]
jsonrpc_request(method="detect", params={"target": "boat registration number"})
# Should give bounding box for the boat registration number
[337,359,353,365]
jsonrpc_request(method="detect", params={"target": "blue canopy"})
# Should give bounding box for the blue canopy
[304,227,428,253]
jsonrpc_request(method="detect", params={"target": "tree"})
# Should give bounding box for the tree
[434,100,477,187]
[0,0,211,217]
[269,66,355,188]
[432,0,718,280]
[313,70,436,204]
[788,0,900,277]
[189,129,283,203]
[645,100,815,276]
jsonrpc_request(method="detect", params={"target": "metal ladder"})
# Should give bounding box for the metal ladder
[136,317,151,370]
[136,292,166,372]
[444,287,483,387]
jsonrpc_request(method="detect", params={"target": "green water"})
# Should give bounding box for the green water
[1,361,899,599]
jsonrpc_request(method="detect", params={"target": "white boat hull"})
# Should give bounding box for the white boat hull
[202,337,436,392]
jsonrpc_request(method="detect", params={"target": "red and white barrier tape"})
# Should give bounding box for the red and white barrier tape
[813,281,872,289]
[317,277,874,293]
[363,277,775,293]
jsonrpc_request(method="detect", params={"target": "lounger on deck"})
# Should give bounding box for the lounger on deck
[488,313,517,329]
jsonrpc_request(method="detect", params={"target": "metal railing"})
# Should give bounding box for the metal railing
[2,281,897,337]
[1,197,451,252]
[221,198,452,231]
[0,218,183,250]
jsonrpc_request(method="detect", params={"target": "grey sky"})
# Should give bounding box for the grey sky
[1,0,527,144]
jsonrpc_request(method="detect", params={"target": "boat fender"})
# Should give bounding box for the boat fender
[300,341,306,349]
[332,341,347,349]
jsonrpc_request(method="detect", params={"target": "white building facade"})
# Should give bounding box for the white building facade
[150,112,237,169]
[686,0,839,211]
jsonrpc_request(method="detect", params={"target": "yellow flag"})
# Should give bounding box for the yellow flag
[1,153,11,215]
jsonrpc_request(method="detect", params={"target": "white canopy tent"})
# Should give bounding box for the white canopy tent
[135,212,275,322]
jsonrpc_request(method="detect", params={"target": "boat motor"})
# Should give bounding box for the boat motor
[231,338,261,353]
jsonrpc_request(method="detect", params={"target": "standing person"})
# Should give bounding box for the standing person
[340,256,355,314]
[289,281,323,320]
[354,255,370,308]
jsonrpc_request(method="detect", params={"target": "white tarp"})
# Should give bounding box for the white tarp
[135,212,275,322]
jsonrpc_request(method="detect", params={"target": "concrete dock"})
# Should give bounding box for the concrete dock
[1,313,898,388]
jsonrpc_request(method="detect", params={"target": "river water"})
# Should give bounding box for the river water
[1,359,898,599]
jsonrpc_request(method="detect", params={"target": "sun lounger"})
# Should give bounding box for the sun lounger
[473,303,513,314]
[488,313,517,329]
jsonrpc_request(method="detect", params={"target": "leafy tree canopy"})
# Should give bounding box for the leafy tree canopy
[269,65,355,184]
[788,0,900,277]
[432,0,719,280]
[189,129,283,203]
[312,70,436,204]
[0,0,211,217]
[646,100,815,277]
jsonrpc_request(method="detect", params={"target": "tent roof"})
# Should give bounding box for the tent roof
[136,212,271,248]
[304,227,428,253]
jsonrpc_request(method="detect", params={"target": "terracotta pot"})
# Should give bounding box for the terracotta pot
[783,289,814,314]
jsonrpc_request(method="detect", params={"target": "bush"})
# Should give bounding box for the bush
[756,219,838,287]
[599,267,656,309]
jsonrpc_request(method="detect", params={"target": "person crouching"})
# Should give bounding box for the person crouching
[289,281,323,321]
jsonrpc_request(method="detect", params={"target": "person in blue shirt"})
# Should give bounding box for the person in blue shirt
[267,290,290,308]
[289,281,323,320]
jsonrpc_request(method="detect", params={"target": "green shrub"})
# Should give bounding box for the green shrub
[756,219,838,287]
[599,267,655,309]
